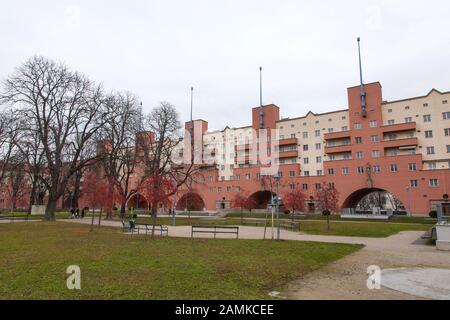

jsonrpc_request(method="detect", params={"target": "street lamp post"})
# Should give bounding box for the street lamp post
[275,172,281,241]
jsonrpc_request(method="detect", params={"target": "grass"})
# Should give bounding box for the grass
[226,212,437,224]
[298,220,430,237]
[0,222,361,300]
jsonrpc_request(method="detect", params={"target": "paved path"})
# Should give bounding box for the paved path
[61,217,450,300]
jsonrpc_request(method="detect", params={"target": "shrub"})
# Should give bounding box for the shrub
[322,209,331,216]
[429,210,438,219]
[284,210,291,215]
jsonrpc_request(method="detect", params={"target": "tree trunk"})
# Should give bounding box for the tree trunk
[151,204,158,239]
[327,215,330,230]
[120,202,126,219]
[90,207,95,232]
[98,208,102,227]
[27,180,37,215]
[105,179,114,220]
[45,197,58,221]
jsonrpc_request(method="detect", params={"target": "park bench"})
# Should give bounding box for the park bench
[191,225,239,239]
[421,227,437,241]
[279,221,301,232]
[121,221,168,237]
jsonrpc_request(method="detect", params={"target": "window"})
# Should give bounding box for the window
[226,186,231,192]
[410,180,418,188]
[291,134,296,139]
[315,130,321,137]
[328,128,334,133]
[218,187,222,193]
[245,173,251,180]
[354,122,361,129]
[356,152,364,159]
[372,150,380,158]
[423,103,429,107]
[430,179,439,188]
[444,100,448,104]
[303,132,308,138]
[303,145,309,151]
[388,109,393,113]
[447,145,450,153]
[371,135,379,143]
[328,168,335,176]
[317,170,323,176]
[303,171,310,177]
[236,186,240,192]
[443,112,450,120]
[302,184,308,191]
[209,187,214,192]
[357,166,364,174]
[342,126,348,131]
[390,164,398,172]
[343,154,351,160]
[405,117,413,123]
[236,174,240,181]
[445,128,450,136]
[342,168,349,175]
[256,173,261,180]
[355,137,362,144]
[425,130,433,138]
[372,165,381,173]
[316,143,322,150]
[329,155,336,161]
[370,120,377,128]
[315,183,322,190]
[428,162,437,170]
[316,156,322,163]
[290,184,295,191]
[427,146,435,155]
[387,133,397,140]
[303,157,309,164]
[423,114,431,122]
[388,120,395,125]
[408,163,417,171]
[289,171,295,177]
[209,176,214,182]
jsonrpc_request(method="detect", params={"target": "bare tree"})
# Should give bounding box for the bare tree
[139,102,198,236]
[0,56,108,220]
[96,92,142,219]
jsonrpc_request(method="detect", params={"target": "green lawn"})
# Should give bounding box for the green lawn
[298,220,430,238]
[0,222,361,300]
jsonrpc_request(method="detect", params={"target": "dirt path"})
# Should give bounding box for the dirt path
[282,231,450,300]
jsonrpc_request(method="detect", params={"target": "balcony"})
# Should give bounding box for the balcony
[234,144,251,151]
[324,144,353,154]
[279,138,298,146]
[381,137,418,149]
[324,130,351,141]
[278,150,299,159]
[381,122,416,134]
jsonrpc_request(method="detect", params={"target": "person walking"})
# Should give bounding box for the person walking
[129,207,136,230]
[75,208,80,219]
[81,208,85,218]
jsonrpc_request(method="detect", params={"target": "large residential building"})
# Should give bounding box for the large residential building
[1,82,449,217]
[173,82,450,216]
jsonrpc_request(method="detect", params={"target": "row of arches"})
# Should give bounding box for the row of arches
[96,187,408,214]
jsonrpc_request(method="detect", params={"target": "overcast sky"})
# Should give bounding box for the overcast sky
[1,0,450,130]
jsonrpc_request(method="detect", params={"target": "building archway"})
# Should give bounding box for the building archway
[342,188,406,214]
[249,191,276,210]
[127,193,149,210]
[176,192,206,211]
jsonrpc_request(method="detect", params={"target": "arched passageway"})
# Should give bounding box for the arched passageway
[249,191,276,210]
[342,188,406,214]
[176,192,205,211]
[127,193,148,210]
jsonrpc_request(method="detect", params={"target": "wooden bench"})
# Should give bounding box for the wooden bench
[421,227,437,241]
[122,221,168,236]
[279,221,301,232]
[191,225,239,239]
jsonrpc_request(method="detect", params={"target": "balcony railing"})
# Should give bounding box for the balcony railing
[381,122,417,134]
[381,137,418,149]
[324,130,351,141]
